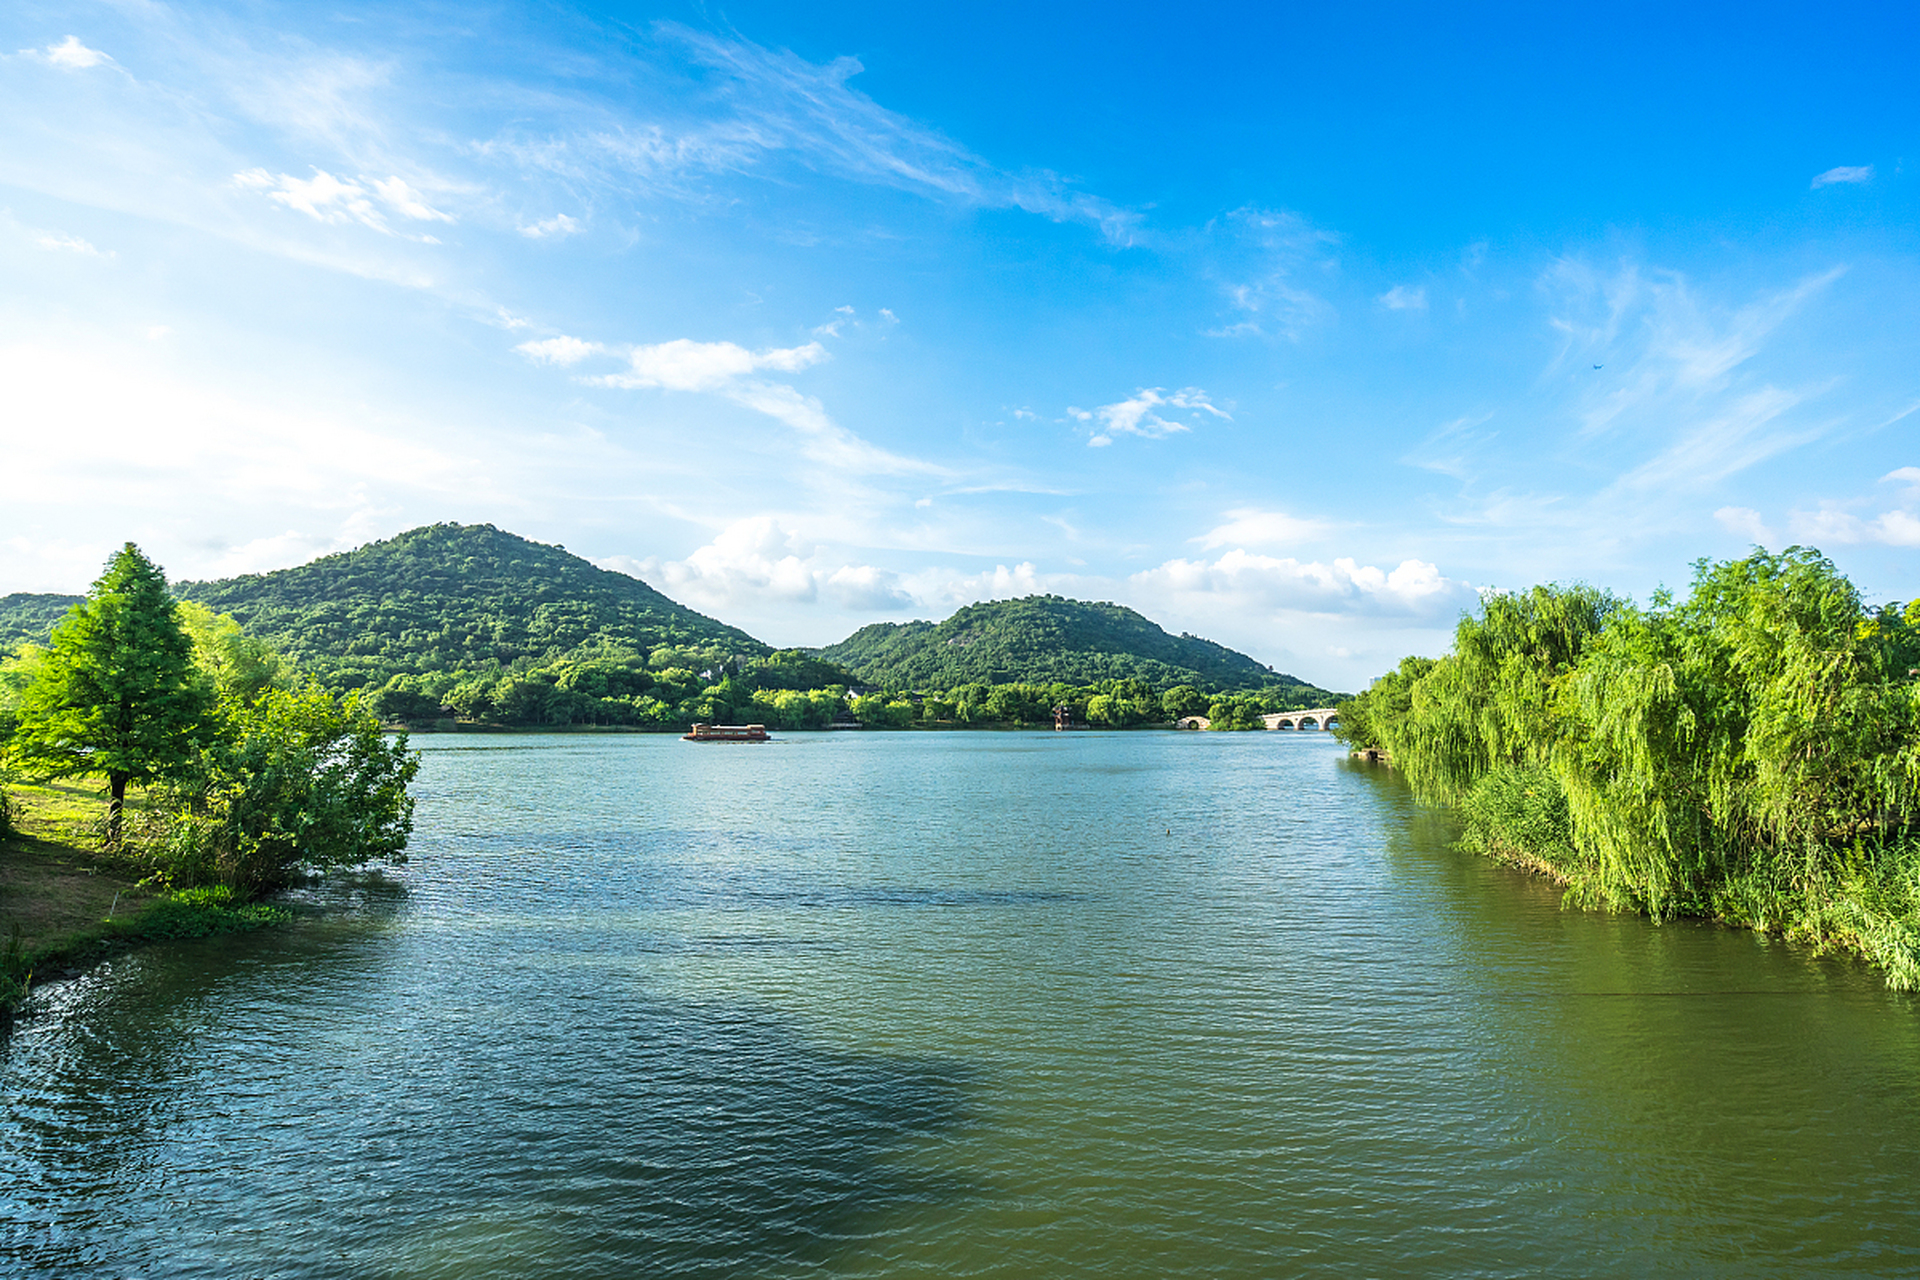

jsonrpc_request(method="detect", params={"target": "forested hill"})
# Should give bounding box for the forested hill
[819,595,1337,700]
[171,523,768,690]
[0,594,85,651]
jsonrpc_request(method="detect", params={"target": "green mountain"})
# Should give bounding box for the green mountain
[819,595,1337,700]
[0,593,85,651]
[170,523,768,690]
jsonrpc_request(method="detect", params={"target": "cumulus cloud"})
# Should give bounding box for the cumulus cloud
[1132,550,1476,618]
[519,213,581,239]
[1788,507,1920,548]
[514,335,603,366]
[631,516,913,612]
[1073,387,1227,447]
[1811,164,1874,188]
[1378,285,1427,310]
[233,168,455,234]
[1767,468,1920,548]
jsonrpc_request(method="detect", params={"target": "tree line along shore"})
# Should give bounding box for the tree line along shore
[1333,546,1920,988]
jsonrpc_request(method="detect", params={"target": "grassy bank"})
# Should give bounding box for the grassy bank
[1,782,289,1015]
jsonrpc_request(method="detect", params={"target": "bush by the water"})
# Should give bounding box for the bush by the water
[4,545,420,902]
[1336,548,1920,985]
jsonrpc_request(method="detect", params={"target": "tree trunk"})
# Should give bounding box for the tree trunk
[108,772,128,851]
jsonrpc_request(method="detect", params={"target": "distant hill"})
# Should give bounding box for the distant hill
[0,593,85,651]
[171,523,768,690]
[819,595,1338,700]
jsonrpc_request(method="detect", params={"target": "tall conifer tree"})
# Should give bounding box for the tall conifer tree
[11,544,212,847]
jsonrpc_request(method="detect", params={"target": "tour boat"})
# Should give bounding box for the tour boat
[682,723,771,742]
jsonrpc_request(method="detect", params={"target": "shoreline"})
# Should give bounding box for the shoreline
[1,784,289,1018]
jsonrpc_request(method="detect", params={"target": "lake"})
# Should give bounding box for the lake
[5,731,1919,1277]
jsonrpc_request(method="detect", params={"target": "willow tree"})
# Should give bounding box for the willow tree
[1387,584,1618,806]
[10,545,213,847]
[1553,548,1920,919]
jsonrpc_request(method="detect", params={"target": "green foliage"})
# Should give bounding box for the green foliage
[8,545,216,846]
[1332,655,1436,753]
[133,885,293,939]
[146,685,420,896]
[178,602,288,705]
[1160,684,1211,720]
[171,523,766,693]
[819,594,1339,702]
[0,592,85,651]
[850,693,916,728]
[1456,764,1576,868]
[1353,547,1920,985]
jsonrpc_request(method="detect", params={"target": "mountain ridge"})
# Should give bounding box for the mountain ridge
[818,594,1337,700]
[2,527,1338,703]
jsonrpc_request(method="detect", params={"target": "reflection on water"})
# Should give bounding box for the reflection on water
[4,732,1919,1278]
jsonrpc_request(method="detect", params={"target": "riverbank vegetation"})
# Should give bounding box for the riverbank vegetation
[1335,548,1920,986]
[2,545,420,1011]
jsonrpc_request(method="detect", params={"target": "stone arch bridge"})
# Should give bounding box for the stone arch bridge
[1261,708,1340,731]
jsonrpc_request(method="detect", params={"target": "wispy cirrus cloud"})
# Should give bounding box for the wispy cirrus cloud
[517,333,940,477]
[1206,207,1339,339]
[1195,508,1332,549]
[1811,164,1873,188]
[475,23,1142,244]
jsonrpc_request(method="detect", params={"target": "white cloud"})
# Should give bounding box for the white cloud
[481,25,1140,245]
[1379,285,1427,310]
[1132,550,1477,618]
[1811,165,1873,189]
[33,232,112,258]
[519,213,580,239]
[1788,506,1920,548]
[369,176,454,222]
[1881,465,1920,494]
[564,335,937,476]
[34,36,111,71]
[515,335,603,366]
[1714,506,1774,544]
[234,168,454,234]
[595,338,826,392]
[633,516,913,612]
[1082,387,1227,447]
[1613,384,1818,490]
[236,167,382,228]
[1208,207,1338,340]
[1196,508,1331,549]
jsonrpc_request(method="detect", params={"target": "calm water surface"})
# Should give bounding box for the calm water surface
[5,732,1919,1277]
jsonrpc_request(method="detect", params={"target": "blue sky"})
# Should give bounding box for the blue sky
[2,1,1915,689]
